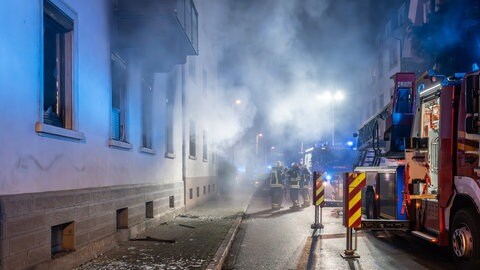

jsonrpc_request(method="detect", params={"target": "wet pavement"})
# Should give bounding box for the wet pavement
[75,186,254,270]
[74,184,456,270]
[226,187,456,270]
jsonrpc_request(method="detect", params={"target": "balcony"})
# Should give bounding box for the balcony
[115,0,198,72]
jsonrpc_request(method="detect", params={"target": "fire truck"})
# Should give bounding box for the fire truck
[355,70,480,268]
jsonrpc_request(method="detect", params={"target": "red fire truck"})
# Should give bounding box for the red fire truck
[356,70,480,269]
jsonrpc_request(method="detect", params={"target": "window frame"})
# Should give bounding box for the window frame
[140,73,155,154]
[36,0,84,141]
[165,71,176,158]
[108,53,131,150]
[189,120,196,159]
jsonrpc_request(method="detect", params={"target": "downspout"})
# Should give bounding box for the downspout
[182,65,187,211]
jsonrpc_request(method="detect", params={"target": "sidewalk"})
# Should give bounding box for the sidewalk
[76,186,255,270]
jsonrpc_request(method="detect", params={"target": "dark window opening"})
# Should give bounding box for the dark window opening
[141,74,154,149]
[111,54,128,142]
[146,201,153,218]
[189,120,196,158]
[189,188,193,200]
[116,207,128,230]
[169,195,175,208]
[203,130,208,161]
[196,187,200,197]
[203,186,206,195]
[51,221,75,259]
[43,0,73,129]
[165,72,176,156]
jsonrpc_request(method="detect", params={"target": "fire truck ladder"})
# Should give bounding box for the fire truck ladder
[360,149,381,167]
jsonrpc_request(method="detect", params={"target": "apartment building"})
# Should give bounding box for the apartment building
[0,0,219,268]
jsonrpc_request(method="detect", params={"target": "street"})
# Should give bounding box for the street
[224,187,456,270]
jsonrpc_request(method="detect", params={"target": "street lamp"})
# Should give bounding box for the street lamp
[319,91,344,146]
[255,133,263,156]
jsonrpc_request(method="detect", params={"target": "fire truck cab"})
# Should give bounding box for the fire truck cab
[357,71,480,269]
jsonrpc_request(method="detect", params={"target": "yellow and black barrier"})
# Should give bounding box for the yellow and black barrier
[341,172,366,259]
[311,171,327,229]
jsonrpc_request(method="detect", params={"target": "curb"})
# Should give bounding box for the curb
[206,189,256,270]
[205,213,244,270]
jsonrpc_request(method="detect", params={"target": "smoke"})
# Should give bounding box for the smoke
[211,0,377,148]
[187,84,256,156]
[203,0,404,167]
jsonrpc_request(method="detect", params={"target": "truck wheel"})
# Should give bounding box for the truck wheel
[450,209,480,270]
[365,190,377,219]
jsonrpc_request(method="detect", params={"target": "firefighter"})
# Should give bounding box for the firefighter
[288,162,301,209]
[282,166,290,201]
[269,161,284,209]
[300,164,311,207]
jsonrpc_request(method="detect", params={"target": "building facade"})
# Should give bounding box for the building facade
[356,0,480,154]
[0,0,219,268]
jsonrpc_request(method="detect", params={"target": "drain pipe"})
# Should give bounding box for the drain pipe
[182,64,187,211]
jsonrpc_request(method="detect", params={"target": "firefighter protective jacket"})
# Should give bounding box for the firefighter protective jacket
[289,167,301,189]
[270,166,284,188]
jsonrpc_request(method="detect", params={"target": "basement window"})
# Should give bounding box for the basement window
[145,201,153,219]
[116,208,128,230]
[169,196,175,208]
[51,221,75,258]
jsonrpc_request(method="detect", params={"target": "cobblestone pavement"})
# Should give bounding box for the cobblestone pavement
[76,186,254,270]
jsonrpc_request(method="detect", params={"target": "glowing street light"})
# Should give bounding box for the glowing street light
[318,90,344,146]
[255,133,263,155]
[235,99,242,105]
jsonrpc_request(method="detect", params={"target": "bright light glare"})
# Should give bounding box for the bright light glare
[319,91,344,102]
[347,141,354,147]
[326,175,332,181]
[334,91,344,101]
[235,99,242,104]
[258,133,263,137]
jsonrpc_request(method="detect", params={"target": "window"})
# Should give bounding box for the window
[36,1,84,140]
[389,42,398,69]
[145,201,153,218]
[165,72,176,158]
[189,120,196,158]
[111,54,128,143]
[51,221,75,258]
[141,74,154,151]
[203,130,208,162]
[378,52,383,77]
[43,0,73,129]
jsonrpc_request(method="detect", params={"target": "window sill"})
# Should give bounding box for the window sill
[203,158,208,163]
[108,139,132,150]
[165,152,176,159]
[139,147,156,155]
[189,155,197,160]
[35,122,85,140]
